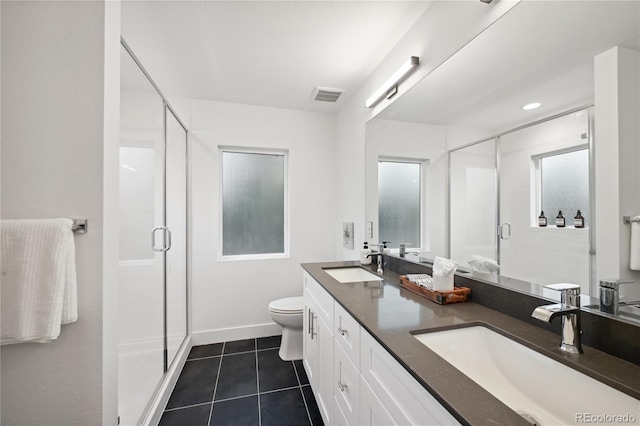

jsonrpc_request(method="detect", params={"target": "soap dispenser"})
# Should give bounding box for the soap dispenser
[382,241,391,254]
[574,210,584,228]
[555,210,566,228]
[360,242,372,265]
[538,211,547,227]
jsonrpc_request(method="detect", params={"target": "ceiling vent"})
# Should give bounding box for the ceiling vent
[311,87,345,103]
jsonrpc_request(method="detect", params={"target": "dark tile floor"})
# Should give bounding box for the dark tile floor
[159,336,324,426]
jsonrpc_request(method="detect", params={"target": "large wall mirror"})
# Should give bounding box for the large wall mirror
[365,2,639,305]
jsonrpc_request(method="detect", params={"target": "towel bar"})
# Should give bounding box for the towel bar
[72,219,87,234]
[623,216,640,225]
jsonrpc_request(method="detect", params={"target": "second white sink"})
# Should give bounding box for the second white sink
[414,325,639,425]
[323,267,383,283]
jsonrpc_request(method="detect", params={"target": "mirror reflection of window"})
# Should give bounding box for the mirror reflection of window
[540,148,589,227]
[378,160,422,250]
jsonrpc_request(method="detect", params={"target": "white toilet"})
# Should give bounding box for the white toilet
[268,296,305,361]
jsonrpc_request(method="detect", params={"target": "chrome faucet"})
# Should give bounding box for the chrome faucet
[599,279,634,315]
[367,244,384,274]
[531,283,583,354]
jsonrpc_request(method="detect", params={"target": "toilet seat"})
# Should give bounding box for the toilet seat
[268,296,304,315]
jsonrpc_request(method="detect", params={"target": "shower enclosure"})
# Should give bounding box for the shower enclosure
[449,107,592,293]
[119,39,189,425]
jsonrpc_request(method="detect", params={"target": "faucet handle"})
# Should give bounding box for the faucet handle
[599,279,634,290]
[544,283,580,293]
[544,283,581,307]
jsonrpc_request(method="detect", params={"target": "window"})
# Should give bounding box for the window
[537,148,589,227]
[220,148,288,258]
[378,159,423,249]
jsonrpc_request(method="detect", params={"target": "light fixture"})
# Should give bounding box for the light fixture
[522,102,542,110]
[365,56,419,108]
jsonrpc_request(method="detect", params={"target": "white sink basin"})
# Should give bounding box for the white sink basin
[414,326,639,425]
[323,267,383,283]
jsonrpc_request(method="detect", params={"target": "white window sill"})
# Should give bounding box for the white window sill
[218,252,290,261]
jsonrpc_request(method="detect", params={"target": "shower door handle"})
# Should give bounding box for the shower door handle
[152,226,170,252]
[164,227,172,251]
[498,222,511,240]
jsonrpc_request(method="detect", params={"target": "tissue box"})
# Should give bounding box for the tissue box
[400,276,471,305]
[432,275,454,292]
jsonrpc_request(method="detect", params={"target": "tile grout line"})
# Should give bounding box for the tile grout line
[164,401,212,413]
[293,361,314,426]
[255,339,262,426]
[207,341,225,426]
[187,354,223,362]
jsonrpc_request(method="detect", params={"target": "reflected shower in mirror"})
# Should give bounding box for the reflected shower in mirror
[365,1,639,304]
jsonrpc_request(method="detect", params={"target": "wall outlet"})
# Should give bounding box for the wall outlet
[366,221,374,239]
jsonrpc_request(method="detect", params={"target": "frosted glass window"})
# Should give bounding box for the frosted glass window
[378,161,421,249]
[541,149,589,227]
[222,151,286,256]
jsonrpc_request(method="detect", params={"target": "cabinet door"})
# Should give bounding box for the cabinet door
[361,330,460,425]
[334,340,360,425]
[315,315,334,426]
[360,376,397,426]
[303,301,318,389]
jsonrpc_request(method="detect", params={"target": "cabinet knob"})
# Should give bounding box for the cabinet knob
[337,326,347,336]
[338,380,348,392]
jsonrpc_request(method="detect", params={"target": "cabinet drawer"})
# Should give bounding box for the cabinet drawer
[360,330,460,426]
[334,302,361,368]
[334,341,360,426]
[304,271,334,326]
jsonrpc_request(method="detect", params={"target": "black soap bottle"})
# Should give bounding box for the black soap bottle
[555,210,566,228]
[574,210,585,228]
[538,211,547,227]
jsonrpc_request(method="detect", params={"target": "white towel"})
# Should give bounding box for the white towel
[631,216,640,270]
[1,219,78,344]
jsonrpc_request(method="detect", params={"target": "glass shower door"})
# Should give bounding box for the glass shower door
[165,107,188,367]
[449,139,498,267]
[499,110,590,291]
[118,44,166,425]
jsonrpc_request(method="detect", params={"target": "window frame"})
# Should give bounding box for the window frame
[531,144,589,228]
[218,146,290,261]
[377,156,428,252]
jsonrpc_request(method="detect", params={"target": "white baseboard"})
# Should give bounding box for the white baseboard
[192,322,282,346]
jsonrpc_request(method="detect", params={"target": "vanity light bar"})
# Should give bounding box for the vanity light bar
[365,56,419,109]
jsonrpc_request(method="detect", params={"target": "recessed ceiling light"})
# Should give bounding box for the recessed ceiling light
[522,102,541,110]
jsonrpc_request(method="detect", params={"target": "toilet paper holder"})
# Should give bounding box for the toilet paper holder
[623,216,640,224]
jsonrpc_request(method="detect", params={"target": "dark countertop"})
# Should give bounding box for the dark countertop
[301,261,640,426]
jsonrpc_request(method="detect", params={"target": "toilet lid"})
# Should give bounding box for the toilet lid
[269,296,304,314]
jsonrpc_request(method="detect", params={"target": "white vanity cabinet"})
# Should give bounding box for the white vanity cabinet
[303,270,460,426]
[303,272,334,425]
[360,330,460,426]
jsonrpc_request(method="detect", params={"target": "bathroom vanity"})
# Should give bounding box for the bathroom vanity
[301,260,640,426]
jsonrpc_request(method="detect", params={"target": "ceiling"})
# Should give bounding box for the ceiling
[121,0,434,114]
[376,1,640,136]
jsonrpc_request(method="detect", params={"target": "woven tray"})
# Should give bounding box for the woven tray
[400,275,471,305]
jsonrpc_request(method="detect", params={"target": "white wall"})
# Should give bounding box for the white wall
[364,119,447,257]
[1,1,120,425]
[595,46,640,299]
[190,100,337,344]
[335,1,520,261]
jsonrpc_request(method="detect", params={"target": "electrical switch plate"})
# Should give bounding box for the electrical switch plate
[366,221,374,239]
